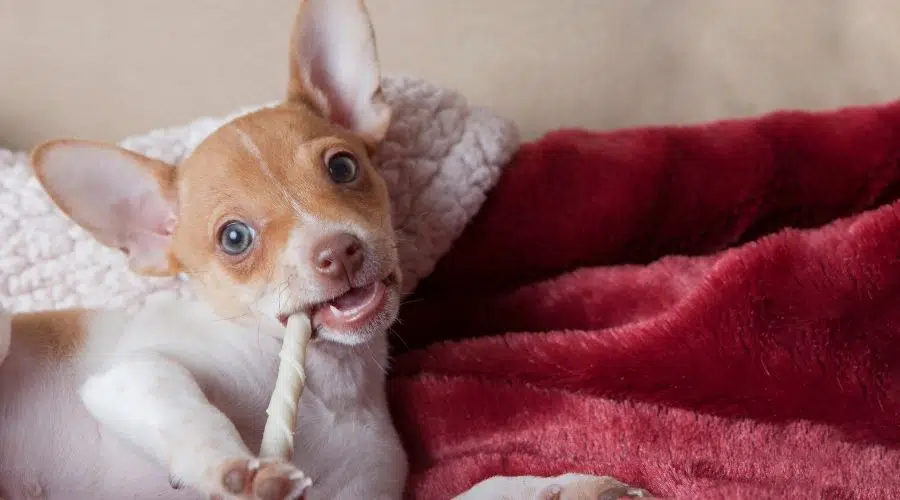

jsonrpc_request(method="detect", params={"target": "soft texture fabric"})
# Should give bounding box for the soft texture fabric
[389,102,900,498]
[0,75,519,313]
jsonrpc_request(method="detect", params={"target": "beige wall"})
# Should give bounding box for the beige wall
[2,0,899,150]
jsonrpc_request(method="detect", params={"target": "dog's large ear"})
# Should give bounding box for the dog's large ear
[31,140,180,277]
[286,0,391,147]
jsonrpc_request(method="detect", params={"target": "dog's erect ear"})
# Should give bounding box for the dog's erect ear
[286,0,391,147]
[31,140,180,277]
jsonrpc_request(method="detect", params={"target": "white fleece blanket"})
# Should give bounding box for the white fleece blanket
[0,75,519,313]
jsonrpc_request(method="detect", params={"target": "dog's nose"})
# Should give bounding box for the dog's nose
[311,233,364,279]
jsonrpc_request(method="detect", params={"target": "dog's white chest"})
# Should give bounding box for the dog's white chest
[0,302,282,500]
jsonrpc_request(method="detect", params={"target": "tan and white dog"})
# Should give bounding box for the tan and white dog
[0,1,648,499]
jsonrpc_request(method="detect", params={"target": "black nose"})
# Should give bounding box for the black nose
[311,233,364,279]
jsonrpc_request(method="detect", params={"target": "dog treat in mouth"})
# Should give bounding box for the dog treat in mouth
[260,313,314,468]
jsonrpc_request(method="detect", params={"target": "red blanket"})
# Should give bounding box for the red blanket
[388,102,900,499]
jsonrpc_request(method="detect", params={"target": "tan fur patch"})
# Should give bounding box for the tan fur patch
[11,309,90,359]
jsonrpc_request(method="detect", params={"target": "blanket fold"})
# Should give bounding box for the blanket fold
[390,102,900,499]
[416,104,900,296]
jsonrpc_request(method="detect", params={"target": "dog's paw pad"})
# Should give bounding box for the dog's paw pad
[224,466,249,493]
[218,459,255,494]
[255,477,290,499]
[251,460,311,500]
[211,458,311,500]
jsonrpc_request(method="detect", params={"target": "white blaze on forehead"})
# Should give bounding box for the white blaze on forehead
[231,124,307,218]
[230,125,369,232]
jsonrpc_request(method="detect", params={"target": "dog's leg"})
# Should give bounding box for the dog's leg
[80,353,310,500]
[454,473,650,500]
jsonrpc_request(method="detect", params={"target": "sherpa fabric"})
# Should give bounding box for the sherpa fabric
[389,102,900,498]
[0,75,519,313]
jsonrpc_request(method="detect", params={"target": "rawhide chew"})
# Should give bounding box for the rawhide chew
[259,313,313,460]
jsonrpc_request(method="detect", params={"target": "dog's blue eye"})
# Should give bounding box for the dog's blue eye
[218,221,255,256]
[326,152,358,184]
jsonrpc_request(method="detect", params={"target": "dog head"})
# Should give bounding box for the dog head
[30,0,400,345]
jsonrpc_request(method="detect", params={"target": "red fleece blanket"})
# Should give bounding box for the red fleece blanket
[388,102,900,499]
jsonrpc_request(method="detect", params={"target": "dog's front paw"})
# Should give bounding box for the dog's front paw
[211,458,312,500]
[536,474,650,500]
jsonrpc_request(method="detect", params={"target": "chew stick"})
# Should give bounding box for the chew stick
[259,313,313,460]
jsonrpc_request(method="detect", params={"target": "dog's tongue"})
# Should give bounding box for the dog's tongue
[329,284,376,313]
[313,281,386,330]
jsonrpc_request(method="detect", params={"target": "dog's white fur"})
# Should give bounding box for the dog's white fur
[0,301,404,499]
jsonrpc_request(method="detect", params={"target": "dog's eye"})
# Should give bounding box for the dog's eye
[326,151,358,184]
[218,220,255,256]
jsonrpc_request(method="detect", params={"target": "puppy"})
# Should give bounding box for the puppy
[0,0,648,499]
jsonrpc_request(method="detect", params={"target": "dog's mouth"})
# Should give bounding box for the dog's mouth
[278,273,398,333]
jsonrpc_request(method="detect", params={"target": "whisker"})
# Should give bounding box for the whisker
[388,327,410,350]
[212,311,254,323]
[400,297,425,307]
[364,342,389,374]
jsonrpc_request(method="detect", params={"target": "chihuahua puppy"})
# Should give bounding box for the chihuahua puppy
[0,0,648,499]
